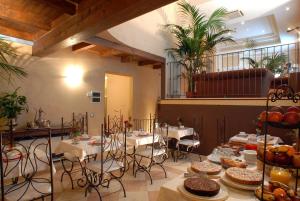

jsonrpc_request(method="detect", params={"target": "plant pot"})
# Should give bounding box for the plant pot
[186,91,195,98]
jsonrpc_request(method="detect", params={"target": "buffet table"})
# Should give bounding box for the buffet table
[157,174,255,201]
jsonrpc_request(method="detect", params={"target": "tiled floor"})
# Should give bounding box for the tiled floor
[53,155,199,201]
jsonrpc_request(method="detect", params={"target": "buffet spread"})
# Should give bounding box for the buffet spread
[158,101,300,201]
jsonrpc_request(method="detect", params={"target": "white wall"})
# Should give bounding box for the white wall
[105,3,178,57]
[0,44,161,135]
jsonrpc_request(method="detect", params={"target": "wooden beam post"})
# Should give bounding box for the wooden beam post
[85,37,165,63]
[40,0,77,15]
[0,4,51,31]
[32,0,176,56]
[72,42,96,52]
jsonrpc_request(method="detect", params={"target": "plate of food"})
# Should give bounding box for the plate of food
[178,177,228,201]
[188,161,222,178]
[220,158,247,169]
[255,181,299,201]
[220,167,262,191]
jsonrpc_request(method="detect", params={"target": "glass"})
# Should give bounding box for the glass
[270,167,292,185]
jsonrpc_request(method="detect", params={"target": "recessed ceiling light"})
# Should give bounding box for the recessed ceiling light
[241,21,245,25]
[262,30,265,33]
[286,7,290,11]
[228,32,231,36]
[287,27,292,31]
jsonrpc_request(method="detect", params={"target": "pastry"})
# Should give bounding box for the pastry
[225,167,262,185]
[220,158,247,169]
[184,177,220,197]
[191,161,222,175]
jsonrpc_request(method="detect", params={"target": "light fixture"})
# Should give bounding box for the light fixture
[241,21,245,25]
[262,30,265,33]
[285,7,290,11]
[287,27,292,31]
[64,65,84,88]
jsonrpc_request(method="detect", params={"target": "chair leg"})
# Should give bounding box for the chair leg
[158,164,167,178]
[115,178,126,197]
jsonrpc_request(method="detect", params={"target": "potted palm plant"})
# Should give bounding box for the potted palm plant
[242,53,287,75]
[0,88,28,131]
[165,1,234,98]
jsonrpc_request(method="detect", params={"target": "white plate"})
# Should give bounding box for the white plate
[220,174,260,191]
[177,184,228,201]
[187,167,222,179]
[207,154,221,164]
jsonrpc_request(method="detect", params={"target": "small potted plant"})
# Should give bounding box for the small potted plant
[0,88,28,131]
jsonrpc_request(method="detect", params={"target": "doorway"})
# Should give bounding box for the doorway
[104,73,133,121]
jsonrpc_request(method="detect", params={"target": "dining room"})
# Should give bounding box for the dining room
[1,0,300,201]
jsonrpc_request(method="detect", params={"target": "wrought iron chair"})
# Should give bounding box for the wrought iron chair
[175,117,203,162]
[0,129,54,201]
[60,112,95,189]
[133,118,169,184]
[78,124,127,201]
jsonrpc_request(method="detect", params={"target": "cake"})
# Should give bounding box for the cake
[225,167,262,185]
[184,177,220,197]
[191,161,222,175]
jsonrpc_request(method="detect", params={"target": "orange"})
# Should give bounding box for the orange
[273,188,287,199]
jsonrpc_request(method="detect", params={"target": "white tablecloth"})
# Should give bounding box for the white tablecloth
[161,127,194,141]
[55,137,105,161]
[126,132,159,147]
[157,174,255,201]
[229,134,282,145]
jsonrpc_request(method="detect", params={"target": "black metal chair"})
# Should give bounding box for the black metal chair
[175,117,203,162]
[78,124,127,201]
[133,118,169,184]
[0,129,54,201]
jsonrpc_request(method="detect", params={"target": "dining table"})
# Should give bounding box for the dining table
[160,126,194,141]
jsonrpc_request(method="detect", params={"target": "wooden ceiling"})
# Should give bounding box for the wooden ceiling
[0,0,79,41]
[72,37,165,68]
[0,0,174,68]
[0,0,176,59]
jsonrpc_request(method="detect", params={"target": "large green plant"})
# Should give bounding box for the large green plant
[0,38,27,82]
[165,1,234,93]
[242,52,287,74]
[0,88,28,119]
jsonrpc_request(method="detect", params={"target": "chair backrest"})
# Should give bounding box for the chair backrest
[100,123,127,176]
[132,114,154,133]
[150,118,169,160]
[0,129,54,201]
[192,116,203,142]
[104,114,123,136]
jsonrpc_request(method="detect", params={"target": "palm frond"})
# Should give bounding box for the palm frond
[241,57,260,68]
[0,38,27,81]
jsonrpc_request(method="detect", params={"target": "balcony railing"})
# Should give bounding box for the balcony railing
[166,42,300,98]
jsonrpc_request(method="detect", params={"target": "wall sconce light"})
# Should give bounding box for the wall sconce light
[64,65,83,88]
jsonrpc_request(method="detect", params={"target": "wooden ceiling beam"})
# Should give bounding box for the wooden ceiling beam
[0,5,51,31]
[72,42,95,52]
[32,0,176,56]
[40,0,77,15]
[0,26,33,41]
[153,64,164,69]
[86,37,165,63]
[138,60,160,66]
